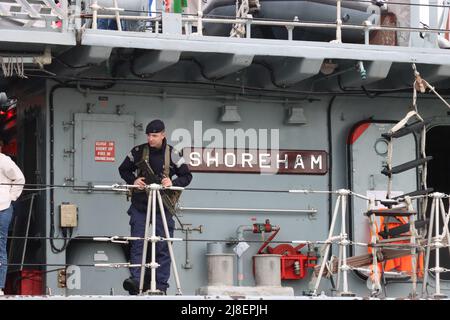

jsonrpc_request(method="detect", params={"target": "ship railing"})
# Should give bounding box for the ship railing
[75,0,450,48]
[0,0,69,32]
[2,1,448,47]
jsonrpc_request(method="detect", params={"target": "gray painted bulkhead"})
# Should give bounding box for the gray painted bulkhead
[1,0,450,300]
[39,81,450,297]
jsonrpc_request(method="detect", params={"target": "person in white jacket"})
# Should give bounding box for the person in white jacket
[0,137,25,295]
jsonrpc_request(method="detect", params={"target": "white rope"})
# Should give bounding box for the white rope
[20,56,28,78]
[93,235,183,243]
[412,63,450,110]
[1,57,5,76]
[1,57,12,77]
[7,57,12,77]
[386,136,393,198]
[429,267,450,273]
[324,257,335,278]
[94,262,159,269]
[0,56,28,78]
[420,125,429,223]
[384,64,434,220]
[230,0,250,38]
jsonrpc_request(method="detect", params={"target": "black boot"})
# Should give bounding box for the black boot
[123,277,139,295]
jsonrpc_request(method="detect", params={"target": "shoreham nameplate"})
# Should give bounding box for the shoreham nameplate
[183,148,328,175]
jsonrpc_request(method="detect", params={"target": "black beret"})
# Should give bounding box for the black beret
[145,119,165,134]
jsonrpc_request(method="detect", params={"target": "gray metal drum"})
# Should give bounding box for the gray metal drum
[206,253,235,286]
[203,0,380,42]
[253,254,281,287]
[207,242,225,255]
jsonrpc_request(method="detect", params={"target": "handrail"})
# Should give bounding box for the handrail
[0,0,68,31]
[2,1,450,48]
[74,0,450,48]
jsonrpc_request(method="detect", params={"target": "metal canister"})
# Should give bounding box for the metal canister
[253,254,282,287]
[206,242,234,286]
[206,253,235,286]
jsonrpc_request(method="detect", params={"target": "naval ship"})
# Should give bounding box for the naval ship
[1,0,450,300]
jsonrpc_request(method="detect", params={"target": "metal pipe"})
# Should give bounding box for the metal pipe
[438,199,450,257]
[341,193,349,294]
[139,190,153,294]
[197,0,203,35]
[113,0,122,31]
[61,0,68,31]
[157,190,182,294]
[435,196,441,296]
[407,197,417,297]
[185,17,450,34]
[246,15,252,39]
[179,206,317,214]
[236,225,253,286]
[74,87,311,104]
[336,0,342,43]
[422,197,435,297]
[290,189,370,201]
[183,227,191,269]
[20,194,36,272]
[92,0,98,29]
[257,226,280,254]
[84,14,161,21]
[78,11,450,37]
[364,27,370,45]
[74,0,82,31]
[313,195,341,295]
[336,233,343,290]
[187,17,350,29]
[287,26,293,41]
[150,189,157,292]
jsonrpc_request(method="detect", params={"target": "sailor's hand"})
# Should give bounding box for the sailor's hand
[161,177,172,188]
[134,177,146,190]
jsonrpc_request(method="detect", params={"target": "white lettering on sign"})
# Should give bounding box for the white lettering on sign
[184,148,328,174]
[311,155,322,170]
[206,151,219,167]
[294,155,305,169]
[277,153,289,169]
[189,152,202,167]
[259,153,271,168]
[242,153,254,168]
[95,141,115,162]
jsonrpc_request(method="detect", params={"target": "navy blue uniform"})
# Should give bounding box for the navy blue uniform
[118,139,192,292]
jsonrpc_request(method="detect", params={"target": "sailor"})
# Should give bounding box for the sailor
[0,136,25,295]
[118,119,192,295]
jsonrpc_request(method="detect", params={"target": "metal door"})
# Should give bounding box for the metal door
[348,121,417,257]
[74,113,135,184]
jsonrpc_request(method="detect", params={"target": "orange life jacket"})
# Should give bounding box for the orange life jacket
[368,214,424,279]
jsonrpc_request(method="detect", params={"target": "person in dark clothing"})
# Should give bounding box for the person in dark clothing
[118,119,192,295]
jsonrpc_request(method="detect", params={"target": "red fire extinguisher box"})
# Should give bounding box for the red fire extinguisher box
[4,270,44,295]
